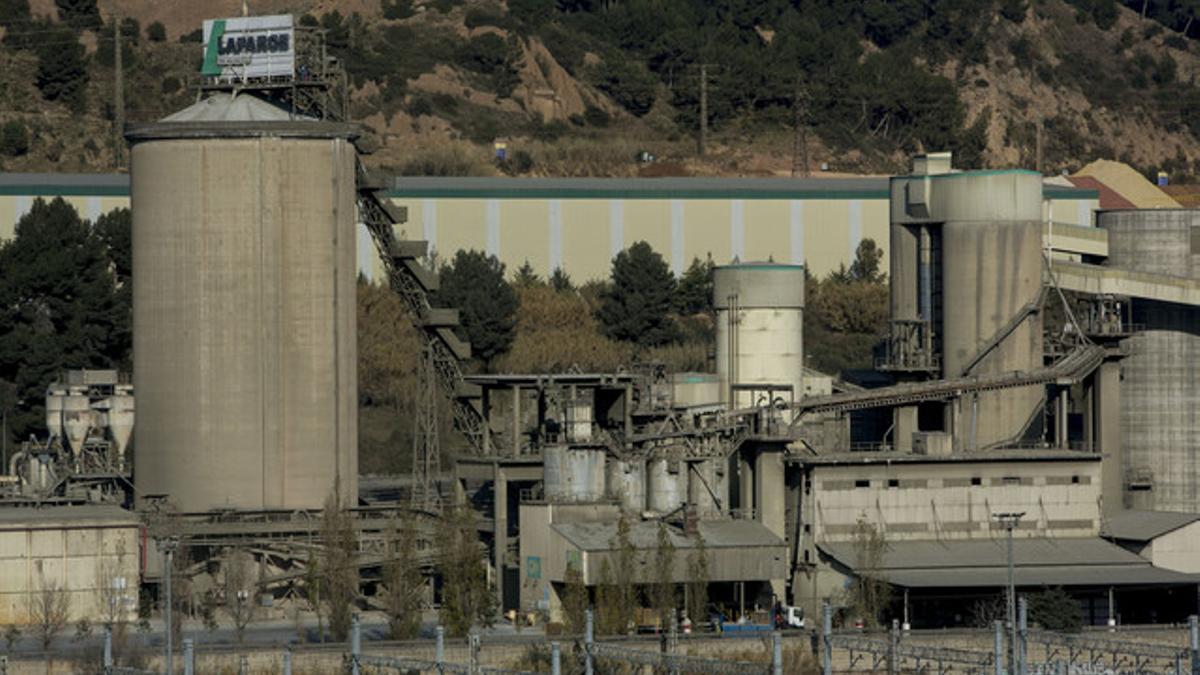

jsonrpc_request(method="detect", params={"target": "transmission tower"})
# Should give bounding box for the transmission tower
[412,344,441,511]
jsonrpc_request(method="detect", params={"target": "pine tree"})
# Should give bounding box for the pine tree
[320,493,359,641]
[597,241,678,346]
[674,256,714,316]
[685,533,709,624]
[512,260,543,289]
[550,267,574,292]
[437,250,519,367]
[382,517,424,640]
[561,563,589,634]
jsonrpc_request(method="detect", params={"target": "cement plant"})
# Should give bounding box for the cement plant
[4,10,1200,675]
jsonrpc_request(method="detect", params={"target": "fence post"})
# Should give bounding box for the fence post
[104,628,113,671]
[822,601,832,675]
[994,620,1004,675]
[238,655,248,675]
[551,641,561,675]
[469,631,481,675]
[585,608,595,675]
[1190,615,1198,675]
[436,625,445,672]
[669,609,679,675]
[350,613,361,675]
[888,618,899,675]
[283,645,293,675]
[182,638,193,675]
[772,631,783,675]
[1018,596,1028,675]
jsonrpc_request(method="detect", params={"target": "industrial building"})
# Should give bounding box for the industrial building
[3,13,1200,640]
[0,172,1099,282]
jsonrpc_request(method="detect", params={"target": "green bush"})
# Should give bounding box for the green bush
[54,0,100,31]
[1028,588,1083,633]
[35,26,88,111]
[456,33,522,98]
[146,21,166,42]
[0,121,30,157]
[179,28,202,43]
[381,0,415,20]
[584,106,611,127]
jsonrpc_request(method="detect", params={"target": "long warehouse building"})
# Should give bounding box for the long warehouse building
[0,172,1098,281]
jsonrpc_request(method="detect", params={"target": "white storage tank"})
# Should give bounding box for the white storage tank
[126,94,359,510]
[543,445,606,502]
[605,458,646,512]
[713,264,805,408]
[646,457,686,514]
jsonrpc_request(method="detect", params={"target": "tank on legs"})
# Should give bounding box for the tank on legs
[713,264,805,408]
[126,94,359,511]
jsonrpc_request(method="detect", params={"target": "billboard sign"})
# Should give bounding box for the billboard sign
[201,15,294,81]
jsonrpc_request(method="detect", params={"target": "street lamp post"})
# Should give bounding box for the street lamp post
[993,512,1025,675]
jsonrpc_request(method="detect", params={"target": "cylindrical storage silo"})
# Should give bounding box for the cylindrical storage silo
[126,94,359,511]
[713,264,805,408]
[1099,209,1200,511]
[44,389,64,445]
[543,446,606,502]
[107,390,135,469]
[605,458,645,512]
[646,458,686,514]
[61,391,93,459]
[937,172,1044,449]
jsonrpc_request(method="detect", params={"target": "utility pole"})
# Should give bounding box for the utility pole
[792,79,810,177]
[698,64,708,156]
[1034,115,1044,175]
[113,7,124,169]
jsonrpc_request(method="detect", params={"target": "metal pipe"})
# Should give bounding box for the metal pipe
[919,224,932,323]
[773,631,783,675]
[994,620,1004,675]
[888,619,899,675]
[1189,615,1198,675]
[163,543,174,675]
[436,625,445,667]
[822,602,833,675]
[551,641,561,675]
[350,614,361,675]
[183,638,193,675]
[1018,596,1027,675]
[585,608,595,675]
[104,628,112,669]
[283,646,292,675]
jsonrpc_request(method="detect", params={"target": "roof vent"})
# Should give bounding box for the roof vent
[912,151,953,176]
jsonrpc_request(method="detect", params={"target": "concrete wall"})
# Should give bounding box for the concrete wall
[1141,521,1200,573]
[0,512,139,625]
[803,458,1101,544]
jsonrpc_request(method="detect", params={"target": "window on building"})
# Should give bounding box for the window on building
[855,479,870,488]
[970,477,982,486]
[887,479,900,488]
[1002,476,1020,485]
[1071,475,1080,484]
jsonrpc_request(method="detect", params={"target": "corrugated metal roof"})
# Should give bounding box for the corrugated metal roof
[789,449,1099,466]
[0,504,139,528]
[819,537,1200,588]
[1065,176,1137,210]
[1101,510,1200,542]
[553,519,785,551]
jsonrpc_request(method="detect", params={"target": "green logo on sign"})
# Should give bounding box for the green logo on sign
[200,20,226,76]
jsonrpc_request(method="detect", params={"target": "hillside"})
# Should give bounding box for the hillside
[1,0,1200,179]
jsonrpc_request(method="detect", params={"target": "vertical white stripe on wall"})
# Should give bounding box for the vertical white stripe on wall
[15,196,32,221]
[486,199,501,259]
[86,197,102,222]
[1078,200,1092,227]
[730,199,745,262]
[548,200,563,273]
[609,199,624,259]
[670,199,684,275]
[789,200,804,265]
[421,199,438,254]
[848,199,863,256]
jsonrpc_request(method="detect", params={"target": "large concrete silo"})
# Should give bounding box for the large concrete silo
[889,170,1045,450]
[1099,209,1200,511]
[126,94,359,511]
[713,264,805,408]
